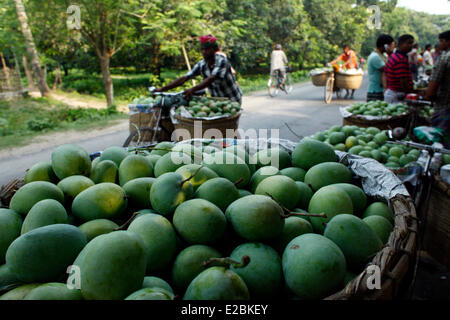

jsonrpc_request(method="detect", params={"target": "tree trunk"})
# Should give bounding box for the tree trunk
[99,54,114,107]
[22,55,35,89]
[12,49,23,90]
[181,42,196,86]
[14,0,50,97]
[0,52,11,91]
[53,65,62,90]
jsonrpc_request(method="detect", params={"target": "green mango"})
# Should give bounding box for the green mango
[24,161,59,184]
[57,175,95,205]
[89,160,118,184]
[125,287,174,300]
[183,266,249,300]
[9,181,64,217]
[329,132,346,145]
[173,199,226,245]
[295,181,313,210]
[230,242,283,299]
[51,144,91,180]
[145,154,162,169]
[202,151,251,188]
[171,245,222,290]
[308,185,354,234]
[128,214,177,273]
[149,141,174,157]
[195,177,240,212]
[118,154,153,186]
[0,283,40,300]
[255,175,301,210]
[304,162,352,192]
[91,157,100,171]
[254,148,292,170]
[348,146,364,155]
[324,214,383,271]
[223,145,256,174]
[273,216,313,254]
[249,166,280,193]
[280,167,306,182]
[0,209,22,263]
[6,224,87,283]
[292,139,337,170]
[24,282,83,300]
[238,189,252,198]
[225,195,284,242]
[142,276,174,293]
[78,219,119,242]
[123,177,155,209]
[0,263,22,292]
[21,199,68,234]
[71,183,127,222]
[363,216,393,244]
[154,152,193,178]
[72,230,147,300]
[282,233,346,300]
[175,164,219,191]
[362,202,394,224]
[149,172,194,217]
[172,144,203,163]
[99,146,128,167]
[330,183,367,215]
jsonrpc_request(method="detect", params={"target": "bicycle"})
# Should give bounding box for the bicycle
[268,66,293,97]
[123,87,205,148]
[403,98,433,141]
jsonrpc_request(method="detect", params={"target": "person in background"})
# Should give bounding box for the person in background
[408,43,419,81]
[270,44,289,89]
[425,30,450,136]
[154,34,242,104]
[432,44,442,64]
[217,45,237,77]
[423,44,434,67]
[384,34,415,104]
[328,45,359,99]
[367,34,395,102]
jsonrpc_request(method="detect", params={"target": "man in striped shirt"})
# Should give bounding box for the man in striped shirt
[384,34,415,104]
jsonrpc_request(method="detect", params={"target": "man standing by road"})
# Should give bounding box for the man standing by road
[154,34,242,105]
[367,34,395,102]
[423,44,434,67]
[384,34,415,104]
[270,44,289,89]
[425,31,450,135]
[408,44,419,81]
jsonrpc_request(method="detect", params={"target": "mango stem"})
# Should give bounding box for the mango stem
[203,255,251,269]
[265,192,327,219]
[234,177,244,186]
[180,165,204,187]
[114,212,140,231]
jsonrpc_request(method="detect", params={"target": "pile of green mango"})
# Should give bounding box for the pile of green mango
[347,101,409,117]
[0,139,396,300]
[175,97,241,119]
[130,96,160,105]
[419,106,434,118]
[312,125,422,170]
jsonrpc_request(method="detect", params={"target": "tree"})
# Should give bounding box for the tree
[13,0,50,96]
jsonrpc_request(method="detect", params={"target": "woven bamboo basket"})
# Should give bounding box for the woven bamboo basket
[326,194,417,300]
[172,112,242,141]
[335,73,364,90]
[311,72,331,87]
[418,174,450,268]
[342,113,410,130]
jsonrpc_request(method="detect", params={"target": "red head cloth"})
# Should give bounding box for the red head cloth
[198,34,217,48]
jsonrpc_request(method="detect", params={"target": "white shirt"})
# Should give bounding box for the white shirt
[423,50,433,66]
[271,50,288,72]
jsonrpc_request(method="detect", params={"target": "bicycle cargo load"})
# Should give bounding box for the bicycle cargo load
[335,69,364,90]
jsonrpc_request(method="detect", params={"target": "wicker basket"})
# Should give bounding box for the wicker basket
[311,72,331,87]
[326,195,417,300]
[418,174,450,268]
[335,73,364,90]
[172,112,242,141]
[342,113,410,130]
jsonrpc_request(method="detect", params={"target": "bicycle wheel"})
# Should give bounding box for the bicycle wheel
[284,73,293,94]
[324,77,334,104]
[123,128,160,148]
[268,75,280,98]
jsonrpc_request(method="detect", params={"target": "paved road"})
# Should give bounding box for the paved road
[0,74,369,186]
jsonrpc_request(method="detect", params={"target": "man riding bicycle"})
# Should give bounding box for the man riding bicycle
[270,44,289,89]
